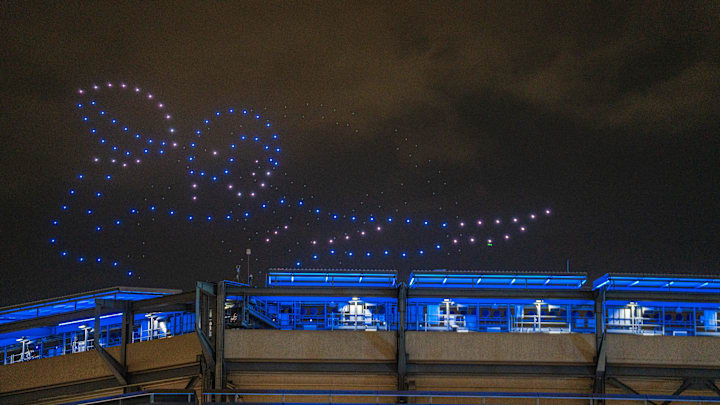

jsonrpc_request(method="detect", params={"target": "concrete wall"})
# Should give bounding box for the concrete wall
[225,329,397,362]
[407,332,596,364]
[5,328,720,403]
[606,334,720,367]
[0,332,201,395]
[0,347,115,394]
[225,330,397,403]
[228,373,397,404]
[126,332,200,372]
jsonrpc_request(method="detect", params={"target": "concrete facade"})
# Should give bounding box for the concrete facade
[225,329,397,362]
[406,332,596,364]
[0,333,201,404]
[606,334,720,368]
[2,277,720,404]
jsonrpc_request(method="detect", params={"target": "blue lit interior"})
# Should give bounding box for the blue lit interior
[3,273,720,367]
[0,289,172,325]
[406,298,595,333]
[408,272,586,289]
[594,274,720,292]
[227,295,398,331]
[0,288,190,366]
[603,299,720,336]
[1,310,195,365]
[266,271,397,288]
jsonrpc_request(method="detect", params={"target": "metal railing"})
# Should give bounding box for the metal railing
[2,312,196,365]
[202,390,720,404]
[238,297,398,331]
[605,306,720,337]
[60,390,196,404]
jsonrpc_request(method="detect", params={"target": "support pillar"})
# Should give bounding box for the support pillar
[593,288,606,395]
[120,301,133,367]
[93,299,128,386]
[195,281,217,392]
[215,281,226,389]
[397,283,408,392]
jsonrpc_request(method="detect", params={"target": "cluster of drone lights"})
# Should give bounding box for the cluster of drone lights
[49,82,551,277]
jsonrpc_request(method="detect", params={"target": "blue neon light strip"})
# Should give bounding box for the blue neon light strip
[593,274,720,293]
[266,271,397,287]
[408,273,586,289]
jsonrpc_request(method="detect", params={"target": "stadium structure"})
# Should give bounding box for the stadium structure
[1,270,719,405]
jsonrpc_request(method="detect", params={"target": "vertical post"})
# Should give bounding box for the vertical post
[121,302,133,368]
[507,304,512,332]
[593,288,606,396]
[246,248,252,285]
[397,283,408,392]
[215,281,226,389]
[94,304,101,351]
[196,282,218,392]
[662,307,666,335]
[195,284,202,334]
[594,289,605,346]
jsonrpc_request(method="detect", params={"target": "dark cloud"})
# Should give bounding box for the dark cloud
[1,2,718,305]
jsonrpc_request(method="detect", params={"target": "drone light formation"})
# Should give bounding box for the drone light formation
[49,82,551,277]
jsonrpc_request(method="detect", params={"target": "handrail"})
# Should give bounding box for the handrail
[59,390,196,404]
[202,389,720,403]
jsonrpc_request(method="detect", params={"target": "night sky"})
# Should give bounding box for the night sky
[1,3,718,306]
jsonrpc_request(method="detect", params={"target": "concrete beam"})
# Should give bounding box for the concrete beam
[662,379,693,405]
[94,345,128,386]
[705,380,720,396]
[94,300,128,386]
[185,374,201,390]
[0,365,199,405]
[606,366,720,379]
[607,377,658,405]
[226,361,396,373]
[407,363,595,376]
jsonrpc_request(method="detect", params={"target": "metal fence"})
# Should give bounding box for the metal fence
[202,390,720,405]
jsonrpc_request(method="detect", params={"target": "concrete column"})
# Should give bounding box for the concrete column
[397,283,408,391]
[195,281,218,393]
[594,288,606,395]
[120,302,133,367]
[215,281,226,389]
